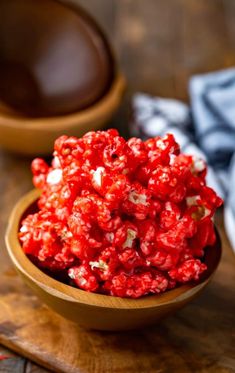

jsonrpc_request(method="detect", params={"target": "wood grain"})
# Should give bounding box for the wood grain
[1,0,235,371]
[115,0,235,101]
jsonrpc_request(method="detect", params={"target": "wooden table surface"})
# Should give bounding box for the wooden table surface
[0,0,235,372]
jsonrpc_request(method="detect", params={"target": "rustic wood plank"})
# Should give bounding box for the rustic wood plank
[115,0,235,101]
[74,0,116,38]
[174,0,235,100]
[0,357,25,373]
[25,361,51,373]
[0,345,50,373]
[115,0,176,97]
[1,0,235,372]
[0,346,26,373]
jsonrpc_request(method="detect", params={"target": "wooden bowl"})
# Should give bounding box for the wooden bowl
[5,189,222,331]
[0,72,125,155]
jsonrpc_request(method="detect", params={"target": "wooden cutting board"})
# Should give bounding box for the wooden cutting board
[0,210,235,373]
[1,1,235,370]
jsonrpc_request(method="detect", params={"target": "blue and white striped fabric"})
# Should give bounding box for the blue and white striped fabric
[131,69,235,252]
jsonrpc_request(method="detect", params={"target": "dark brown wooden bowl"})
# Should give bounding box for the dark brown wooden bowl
[0,73,125,155]
[5,189,222,331]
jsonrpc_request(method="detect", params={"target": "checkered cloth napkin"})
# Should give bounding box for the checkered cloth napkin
[130,68,235,252]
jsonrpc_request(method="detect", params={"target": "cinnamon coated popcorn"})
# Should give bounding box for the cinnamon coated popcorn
[19,130,222,298]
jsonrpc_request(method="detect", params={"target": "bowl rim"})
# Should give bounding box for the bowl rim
[5,189,222,309]
[0,72,125,131]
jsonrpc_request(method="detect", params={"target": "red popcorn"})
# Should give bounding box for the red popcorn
[136,219,157,256]
[90,246,119,281]
[168,259,207,283]
[118,248,145,270]
[147,249,179,271]
[114,221,138,249]
[19,130,222,298]
[31,158,49,189]
[122,182,151,220]
[148,165,186,202]
[68,265,99,292]
[104,270,168,298]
